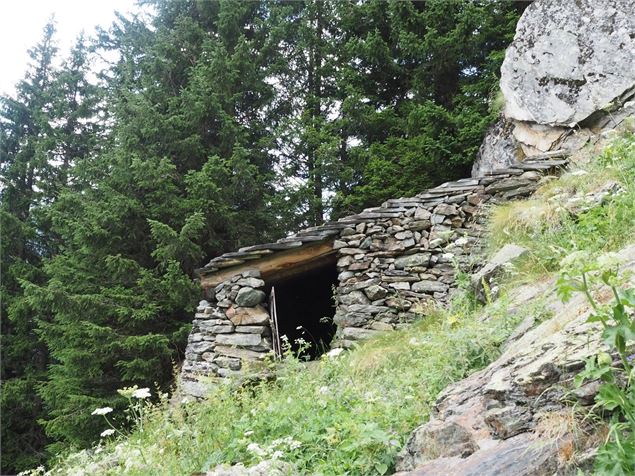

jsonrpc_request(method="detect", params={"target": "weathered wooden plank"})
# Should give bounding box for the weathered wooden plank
[199,240,336,289]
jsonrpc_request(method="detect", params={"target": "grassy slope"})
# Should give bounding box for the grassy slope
[40,129,635,476]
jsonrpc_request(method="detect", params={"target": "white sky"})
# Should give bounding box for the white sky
[0,0,139,96]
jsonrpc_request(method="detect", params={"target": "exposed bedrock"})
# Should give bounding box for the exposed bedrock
[394,245,635,476]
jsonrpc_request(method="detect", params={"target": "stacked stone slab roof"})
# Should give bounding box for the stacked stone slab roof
[198,152,568,277]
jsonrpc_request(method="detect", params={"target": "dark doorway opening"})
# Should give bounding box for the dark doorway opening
[267,259,338,360]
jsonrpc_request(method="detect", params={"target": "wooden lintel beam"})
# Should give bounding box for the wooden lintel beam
[200,240,336,289]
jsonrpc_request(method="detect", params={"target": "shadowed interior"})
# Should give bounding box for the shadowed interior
[266,258,338,360]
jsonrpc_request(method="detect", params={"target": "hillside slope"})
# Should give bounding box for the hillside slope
[34,128,635,476]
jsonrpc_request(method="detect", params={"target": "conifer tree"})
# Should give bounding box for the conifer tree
[31,0,282,450]
[1,22,104,473]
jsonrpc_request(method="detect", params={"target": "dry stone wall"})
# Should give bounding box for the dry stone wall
[180,155,568,397]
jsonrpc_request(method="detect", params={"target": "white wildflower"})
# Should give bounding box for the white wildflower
[246,442,266,457]
[91,407,113,416]
[271,450,284,460]
[326,347,344,358]
[559,250,591,272]
[596,252,625,271]
[287,438,301,450]
[317,386,330,396]
[100,429,115,438]
[244,430,254,436]
[409,337,420,346]
[132,387,151,399]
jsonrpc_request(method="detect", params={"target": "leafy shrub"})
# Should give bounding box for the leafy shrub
[557,252,635,475]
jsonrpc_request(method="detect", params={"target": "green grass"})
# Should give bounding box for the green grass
[38,130,635,476]
[488,130,635,279]
[40,289,540,476]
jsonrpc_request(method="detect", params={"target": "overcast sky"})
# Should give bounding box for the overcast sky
[0,0,139,96]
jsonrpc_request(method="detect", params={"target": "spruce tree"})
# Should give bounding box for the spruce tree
[31,0,282,450]
[331,0,526,215]
[1,22,106,472]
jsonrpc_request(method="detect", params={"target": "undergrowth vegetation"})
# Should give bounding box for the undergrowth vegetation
[36,288,540,476]
[489,129,635,278]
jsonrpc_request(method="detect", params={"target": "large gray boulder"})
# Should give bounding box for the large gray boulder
[501,0,635,127]
[473,0,635,176]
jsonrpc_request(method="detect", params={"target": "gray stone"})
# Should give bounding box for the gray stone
[188,341,215,354]
[338,247,363,255]
[414,207,432,220]
[214,356,241,370]
[234,325,269,334]
[215,333,262,347]
[471,117,521,177]
[235,277,265,288]
[431,214,445,225]
[388,282,410,290]
[338,291,370,306]
[199,324,234,334]
[346,304,390,314]
[333,311,368,327]
[365,286,389,302]
[394,230,413,240]
[394,253,430,269]
[333,240,347,249]
[396,421,478,471]
[433,203,458,216]
[341,327,381,341]
[500,0,635,126]
[412,280,448,294]
[471,244,528,302]
[214,345,269,361]
[180,379,213,399]
[407,219,431,231]
[235,287,266,307]
[241,269,261,278]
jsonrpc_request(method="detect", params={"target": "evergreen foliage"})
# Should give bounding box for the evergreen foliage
[0,2,523,471]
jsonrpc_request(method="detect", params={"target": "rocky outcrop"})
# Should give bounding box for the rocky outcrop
[470,244,527,303]
[395,244,635,476]
[473,0,635,176]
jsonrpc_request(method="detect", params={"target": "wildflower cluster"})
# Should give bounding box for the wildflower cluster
[244,436,302,462]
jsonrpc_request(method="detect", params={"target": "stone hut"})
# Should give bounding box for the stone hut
[180,154,568,397]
